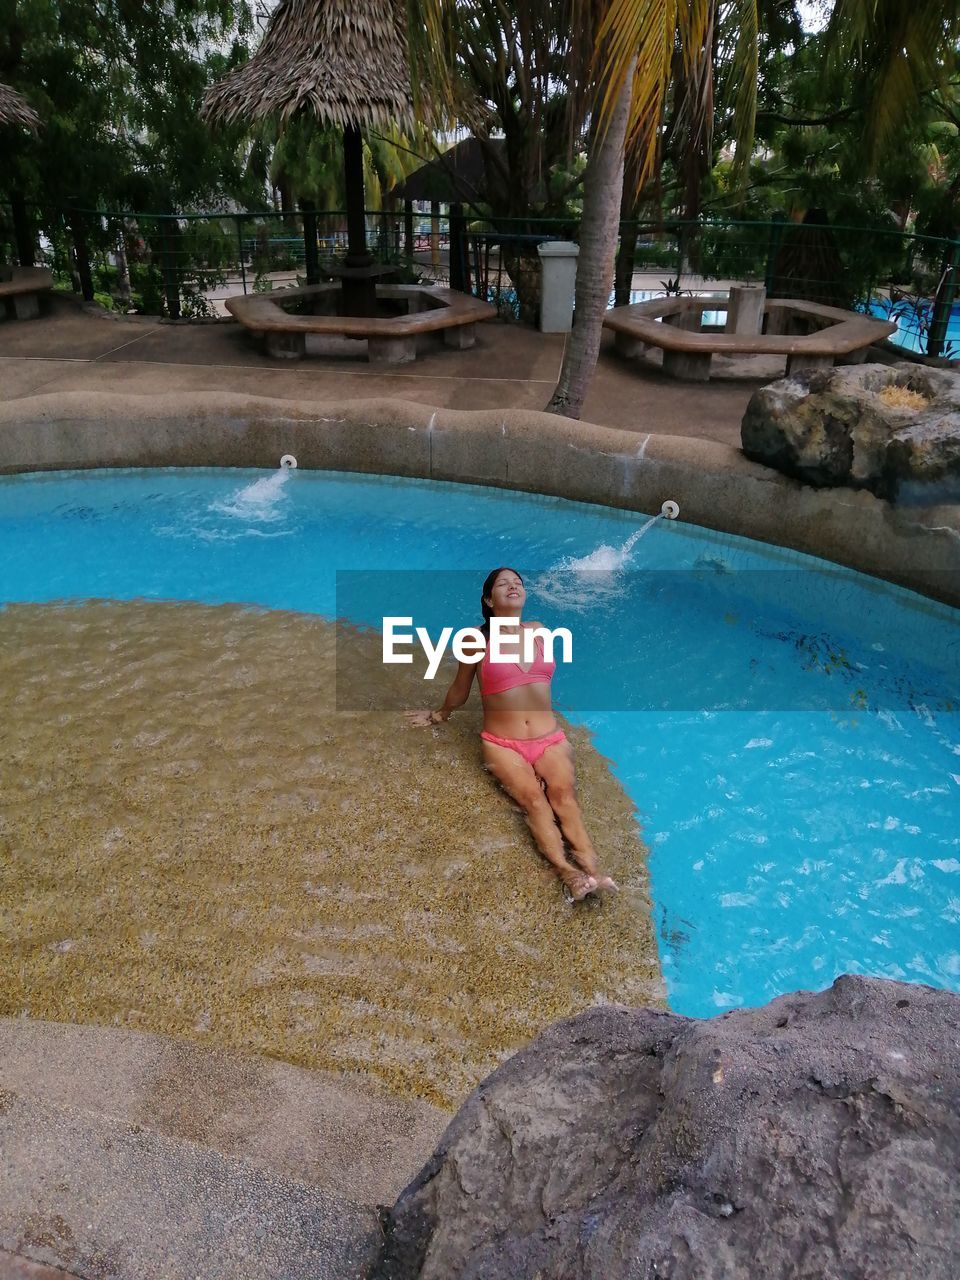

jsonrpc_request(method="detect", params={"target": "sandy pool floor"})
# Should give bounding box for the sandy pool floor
[1,602,662,1107]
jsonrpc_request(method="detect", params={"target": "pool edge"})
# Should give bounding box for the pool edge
[1,388,958,609]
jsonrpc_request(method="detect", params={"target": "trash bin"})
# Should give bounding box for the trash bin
[537,240,579,332]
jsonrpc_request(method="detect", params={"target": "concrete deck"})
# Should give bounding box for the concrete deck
[0,297,785,444]
[0,1019,449,1279]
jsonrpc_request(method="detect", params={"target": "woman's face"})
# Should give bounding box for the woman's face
[486,569,525,614]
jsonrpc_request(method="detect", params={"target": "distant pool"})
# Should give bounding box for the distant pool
[865,299,960,356]
[3,467,959,1016]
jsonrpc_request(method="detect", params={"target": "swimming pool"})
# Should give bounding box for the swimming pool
[3,466,959,1018]
[866,298,960,356]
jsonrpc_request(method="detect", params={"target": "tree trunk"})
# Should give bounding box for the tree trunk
[10,190,34,266]
[343,125,371,267]
[70,213,95,302]
[160,217,181,319]
[615,146,644,307]
[404,199,414,258]
[301,199,320,285]
[614,210,638,308]
[115,228,132,309]
[546,72,633,419]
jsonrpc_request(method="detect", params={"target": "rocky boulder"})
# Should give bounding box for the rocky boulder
[373,976,960,1280]
[741,362,960,501]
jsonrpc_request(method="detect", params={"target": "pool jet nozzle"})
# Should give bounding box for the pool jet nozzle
[661,500,680,520]
[280,455,298,469]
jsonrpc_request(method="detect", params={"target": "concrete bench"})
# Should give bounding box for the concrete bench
[226,282,496,364]
[0,266,54,321]
[603,292,897,382]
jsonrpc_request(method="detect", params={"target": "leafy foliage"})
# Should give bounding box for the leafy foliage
[0,0,263,224]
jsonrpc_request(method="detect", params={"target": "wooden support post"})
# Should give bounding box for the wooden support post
[725,285,766,335]
[449,202,469,293]
[614,329,647,359]
[159,217,180,319]
[10,191,35,267]
[265,330,305,360]
[70,211,96,303]
[13,292,40,320]
[368,334,417,363]
[404,200,414,259]
[302,201,320,286]
[430,200,440,270]
[662,349,712,381]
[785,352,834,376]
[443,322,475,349]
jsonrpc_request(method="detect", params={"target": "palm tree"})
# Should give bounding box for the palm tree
[545,1,760,418]
[826,0,960,164]
[545,0,960,417]
[410,0,759,417]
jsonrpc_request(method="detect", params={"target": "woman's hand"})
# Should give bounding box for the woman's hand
[403,708,444,727]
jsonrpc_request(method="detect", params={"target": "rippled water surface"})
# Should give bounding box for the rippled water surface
[3,467,959,1019]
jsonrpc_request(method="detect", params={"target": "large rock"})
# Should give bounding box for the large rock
[374,976,960,1280]
[741,363,960,501]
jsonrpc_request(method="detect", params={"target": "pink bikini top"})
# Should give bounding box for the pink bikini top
[478,630,556,697]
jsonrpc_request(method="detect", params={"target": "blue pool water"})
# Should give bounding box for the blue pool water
[865,299,960,356]
[3,467,960,1017]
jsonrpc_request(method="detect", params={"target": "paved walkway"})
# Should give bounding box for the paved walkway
[0,298,782,446]
[0,1019,448,1279]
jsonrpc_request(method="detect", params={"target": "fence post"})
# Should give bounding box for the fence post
[674,223,684,289]
[68,209,95,302]
[926,239,960,359]
[764,213,786,294]
[430,200,440,269]
[236,215,247,294]
[404,199,414,258]
[301,200,320,285]
[160,216,181,319]
[449,202,470,293]
[10,191,35,266]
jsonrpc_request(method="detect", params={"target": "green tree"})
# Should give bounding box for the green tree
[0,0,261,296]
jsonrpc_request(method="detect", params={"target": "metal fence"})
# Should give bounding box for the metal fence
[2,203,957,358]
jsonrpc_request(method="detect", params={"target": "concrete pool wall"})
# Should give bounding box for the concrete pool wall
[1,389,958,608]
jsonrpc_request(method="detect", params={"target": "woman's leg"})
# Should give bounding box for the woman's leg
[534,740,618,890]
[481,739,597,899]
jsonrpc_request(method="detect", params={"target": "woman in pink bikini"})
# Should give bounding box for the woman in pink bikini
[405,567,617,901]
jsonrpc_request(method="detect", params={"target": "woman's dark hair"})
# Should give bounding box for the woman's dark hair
[481,566,523,628]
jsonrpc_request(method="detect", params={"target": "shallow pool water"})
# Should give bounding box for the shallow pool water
[3,466,959,1017]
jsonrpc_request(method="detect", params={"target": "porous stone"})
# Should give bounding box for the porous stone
[375,975,960,1280]
[741,362,960,501]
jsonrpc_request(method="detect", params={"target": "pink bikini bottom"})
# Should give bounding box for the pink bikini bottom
[480,728,567,766]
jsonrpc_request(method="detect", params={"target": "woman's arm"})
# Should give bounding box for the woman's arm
[404,659,477,726]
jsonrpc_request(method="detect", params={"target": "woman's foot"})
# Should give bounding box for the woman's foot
[592,874,620,893]
[558,866,598,901]
[567,847,619,893]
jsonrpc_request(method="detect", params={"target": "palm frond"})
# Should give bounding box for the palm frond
[828,0,960,161]
[0,81,40,131]
[594,0,715,184]
[725,0,760,184]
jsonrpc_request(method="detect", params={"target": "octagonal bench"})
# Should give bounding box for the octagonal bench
[226,282,496,364]
[0,266,54,321]
[603,295,897,382]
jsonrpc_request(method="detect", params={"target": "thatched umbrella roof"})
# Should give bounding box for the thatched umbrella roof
[393,138,507,206]
[201,0,414,131]
[0,81,39,131]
